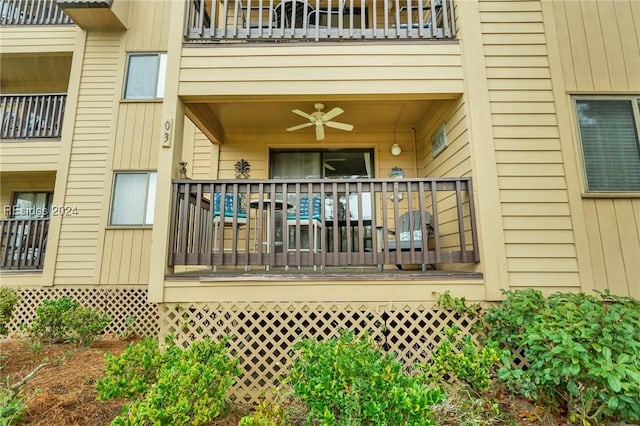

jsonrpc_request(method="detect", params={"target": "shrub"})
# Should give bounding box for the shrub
[27,297,111,345]
[0,287,19,336]
[485,289,640,424]
[289,330,445,426]
[96,337,168,400]
[100,336,240,426]
[0,385,27,426]
[238,399,290,426]
[420,327,503,393]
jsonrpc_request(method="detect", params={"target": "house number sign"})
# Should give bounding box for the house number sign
[162,118,173,148]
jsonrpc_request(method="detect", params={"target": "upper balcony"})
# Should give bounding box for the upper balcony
[0,0,72,25]
[1,93,66,140]
[184,0,455,43]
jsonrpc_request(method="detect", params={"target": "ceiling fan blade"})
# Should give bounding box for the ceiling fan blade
[315,124,325,140]
[323,162,336,171]
[292,109,314,120]
[321,107,344,122]
[325,121,354,131]
[287,122,314,131]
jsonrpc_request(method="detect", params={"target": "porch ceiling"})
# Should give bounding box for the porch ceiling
[184,98,451,142]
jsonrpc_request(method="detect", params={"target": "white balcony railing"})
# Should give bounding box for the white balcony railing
[0,0,72,25]
[184,0,455,42]
[1,94,66,139]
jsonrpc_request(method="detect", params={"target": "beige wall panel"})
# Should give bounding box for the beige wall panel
[0,26,77,53]
[497,163,565,177]
[546,0,640,297]
[501,202,570,217]
[550,0,640,92]
[163,281,485,303]
[504,229,575,244]
[54,32,122,286]
[99,229,152,285]
[192,133,215,179]
[113,103,161,169]
[0,142,60,171]
[509,272,581,288]
[582,199,640,298]
[179,44,463,97]
[124,0,171,51]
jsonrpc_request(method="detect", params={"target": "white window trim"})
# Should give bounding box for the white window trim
[109,171,157,226]
[123,52,167,101]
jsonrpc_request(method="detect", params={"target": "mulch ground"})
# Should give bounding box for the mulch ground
[1,338,128,425]
[1,337,572,426]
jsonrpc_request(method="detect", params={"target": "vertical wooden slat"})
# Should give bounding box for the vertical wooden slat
[431,181,441,264]
[455,179,467,262]
[466,178,479,262]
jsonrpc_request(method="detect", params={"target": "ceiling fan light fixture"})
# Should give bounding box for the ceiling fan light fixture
[286,103,354,140]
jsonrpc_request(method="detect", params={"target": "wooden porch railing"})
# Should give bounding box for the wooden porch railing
[0,0,72,25]
[169,177,478,271]
[184,0,455,42]
[0,218,49,270]
[1,94,66,139]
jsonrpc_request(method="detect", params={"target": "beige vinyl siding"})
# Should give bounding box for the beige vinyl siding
[54,33,121,285]
[217,130,416,180]
[192,131,216,179]
[582,199,640,299]
[112,103,162,170]
[0,26,77,54]
[551,0,640,93]
[100,229,152,285]
[179,44,464,97]
[419,97,477,270]
[479,0,580,289]
[97,1,173,286]
[547,0,640,297]
[124,0,172,52]
[0,142,60,172]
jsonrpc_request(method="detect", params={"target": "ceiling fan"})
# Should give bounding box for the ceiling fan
[286,103,354,141]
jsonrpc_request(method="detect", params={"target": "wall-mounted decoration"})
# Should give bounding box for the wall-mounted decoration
[234,159,251,179]
[388,166,404,178]
[431,123,447,158]
[178,161,188,179]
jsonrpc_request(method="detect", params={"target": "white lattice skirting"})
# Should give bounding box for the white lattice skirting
[6,287,159,338]
[159,302,500,403]
[7,292,523,404]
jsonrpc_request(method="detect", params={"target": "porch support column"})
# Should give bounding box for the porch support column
[456,0,509,300]
[148,0,187,303]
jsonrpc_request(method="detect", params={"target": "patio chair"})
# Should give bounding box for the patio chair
[307,0,346,28]
[393,0,442,30]
[273,0,314,28]
[212,193,247,252]
[287,195,323,252]
[381,209,434,270]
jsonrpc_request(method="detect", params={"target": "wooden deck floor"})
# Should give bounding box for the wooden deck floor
[166,266,483,282]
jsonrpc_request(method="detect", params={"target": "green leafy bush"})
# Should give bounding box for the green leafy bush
[290,330,445,426]
[96,337,167,400]
[238,399,290,426]
[0,385,27,426]
[420,327,503,393]
[27,297,111,345]
[100,336,240,426]
[485,289,640,424]
[0,287,19,336]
